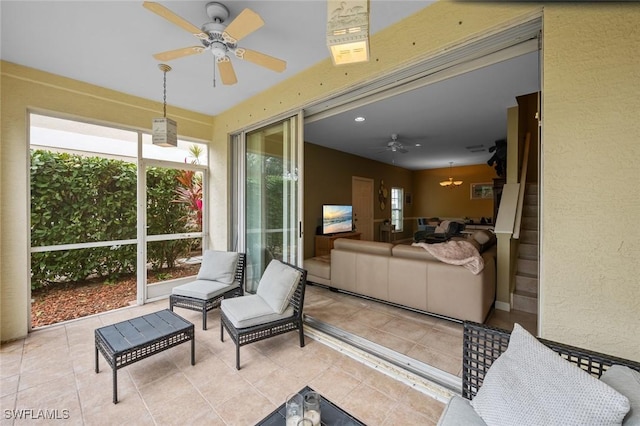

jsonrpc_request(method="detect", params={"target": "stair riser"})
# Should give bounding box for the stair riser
[519,243,538,259]
[525,184,538,195]
[525,195,538,206]
[520,230,538,244]
[515,275,538,293]
[521,217,537,230]
[512,292,538,314]
[517,259,538,276]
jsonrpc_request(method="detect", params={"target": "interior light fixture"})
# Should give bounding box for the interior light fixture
[327,0,370,65]
[152,64,177,147]
[354,116,365,122]
[440,162,463,188]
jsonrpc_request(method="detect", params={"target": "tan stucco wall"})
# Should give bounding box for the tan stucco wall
[540,4,640,359]
[2,2,639,361]
[0,62,213,341]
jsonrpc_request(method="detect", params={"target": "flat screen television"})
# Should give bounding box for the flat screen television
[322,204,353,235]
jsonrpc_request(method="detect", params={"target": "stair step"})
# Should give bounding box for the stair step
[519,242,538,259]
[524,194,538,206]
[515,273,538,293]
[525,184,538,195]
[521,216,537,230]
[517,258,538,276]
[520,230,538,244]
[523,205,538,217]
[512,290,538,314]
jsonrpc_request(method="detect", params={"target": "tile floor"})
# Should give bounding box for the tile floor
[1,299,447,426]
[1,284,536,426]
[304,284,538,378]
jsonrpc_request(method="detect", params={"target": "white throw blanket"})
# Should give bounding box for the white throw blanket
[412,240,484,275]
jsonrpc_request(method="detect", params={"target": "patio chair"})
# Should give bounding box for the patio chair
[220,260,307,370]
[170,251,246,330]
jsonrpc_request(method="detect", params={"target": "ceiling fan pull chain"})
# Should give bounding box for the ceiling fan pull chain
[213,56,217,88]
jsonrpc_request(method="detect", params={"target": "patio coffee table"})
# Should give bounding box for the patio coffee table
[95,309,195,404]
[257,386,365,425]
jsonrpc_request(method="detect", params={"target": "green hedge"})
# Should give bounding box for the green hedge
[30,150,194,289]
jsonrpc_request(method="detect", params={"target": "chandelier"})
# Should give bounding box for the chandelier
[440,162,463,188]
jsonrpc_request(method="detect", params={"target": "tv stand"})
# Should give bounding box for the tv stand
[315,232,361,257]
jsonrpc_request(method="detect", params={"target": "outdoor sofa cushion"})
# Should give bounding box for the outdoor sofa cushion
[470,323,630,426]
[171,279,238,300]
[437,396,487,426]
[256,260,301,314]
[220,294,294,328]
[197,250,239,284]
[601,365,640,425]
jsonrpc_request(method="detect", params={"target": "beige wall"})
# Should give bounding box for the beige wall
[540,4,640,359]
[304,142,413,258]
[412,164,495,221]
[0,62,214,341]
[3,3,639,361]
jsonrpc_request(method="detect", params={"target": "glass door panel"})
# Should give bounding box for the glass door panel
[245,117,300,292]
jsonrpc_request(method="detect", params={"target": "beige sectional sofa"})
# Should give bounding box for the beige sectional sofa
[305,237,496,323]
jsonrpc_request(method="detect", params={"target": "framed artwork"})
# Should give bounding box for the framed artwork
[471,183,493,200]
[405,193,412,205]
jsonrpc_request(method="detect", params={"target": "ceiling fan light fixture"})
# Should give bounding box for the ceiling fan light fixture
[327,0,370,65]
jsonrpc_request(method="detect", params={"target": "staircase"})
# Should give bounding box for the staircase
[512,184,539,313]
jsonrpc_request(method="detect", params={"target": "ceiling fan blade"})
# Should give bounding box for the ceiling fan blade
[398,148,408,154]
[235,48,286,73]
[153,46,205,61]
[143,1,209,40]
[222,8,264,43]
[217,57,238,85]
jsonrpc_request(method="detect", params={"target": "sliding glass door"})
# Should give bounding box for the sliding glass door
[235,115,302,292]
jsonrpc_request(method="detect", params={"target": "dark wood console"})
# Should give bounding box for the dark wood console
[315,232,361,256]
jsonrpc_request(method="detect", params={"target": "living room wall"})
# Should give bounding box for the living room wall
[304,142,413,258]
[412,164,496,222]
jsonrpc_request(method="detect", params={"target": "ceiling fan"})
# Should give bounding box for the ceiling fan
[379,134,408,154]
[143,1,286,86]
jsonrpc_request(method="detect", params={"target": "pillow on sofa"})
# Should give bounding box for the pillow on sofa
[470,323,630,426]
[471,230,496,252]
[601,365,640,425]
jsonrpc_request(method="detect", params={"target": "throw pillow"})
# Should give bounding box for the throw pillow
[197,250,239,284]
[470,323,630,426]
[472,230,496,252]
[601,365,640,425]
[256,260,302,314]
[435,220,450,234]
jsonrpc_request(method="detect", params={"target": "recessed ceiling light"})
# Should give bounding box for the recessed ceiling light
[354,116,365,122]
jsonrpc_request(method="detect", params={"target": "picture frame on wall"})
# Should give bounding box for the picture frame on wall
[405,193,412,205]
[471,183,493,200]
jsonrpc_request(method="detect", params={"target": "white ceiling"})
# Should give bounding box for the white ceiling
[1,1,539,170]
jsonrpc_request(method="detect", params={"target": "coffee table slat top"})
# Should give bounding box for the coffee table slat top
[97,309,192,353]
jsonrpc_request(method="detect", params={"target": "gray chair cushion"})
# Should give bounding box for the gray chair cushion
[172,279,238,300]
[197,250,239,284]
[221,294,294,328]
[437,396,487,426]
[256,260,301,314]
[601,365,640,425]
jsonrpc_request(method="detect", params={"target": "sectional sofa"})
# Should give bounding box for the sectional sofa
[304,234,497,323]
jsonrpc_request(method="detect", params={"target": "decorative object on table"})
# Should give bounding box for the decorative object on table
[170,251,246,330]
[440,162,463,188]
[286,393,304,426]
[487,138,507,177]
[378,180,388,210]
[303,391,321,426]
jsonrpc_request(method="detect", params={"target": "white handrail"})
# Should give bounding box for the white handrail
[513,132,531,239]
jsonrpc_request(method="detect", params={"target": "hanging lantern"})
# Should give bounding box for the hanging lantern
[152,64,177,147]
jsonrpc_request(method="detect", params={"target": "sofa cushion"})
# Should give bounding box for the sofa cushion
[256,260,301,314]
[601,365,640,425]
[392,244,438,261]
[437,396,487,426]
[333,238,393,256]
[470,323,630,426]
[221,294,294,328]
[303,255,331,280]
[197,250,239,284]
[171,279,237,300]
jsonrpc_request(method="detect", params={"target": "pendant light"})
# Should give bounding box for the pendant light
[440,162,463,188]
[152,64,177,147]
